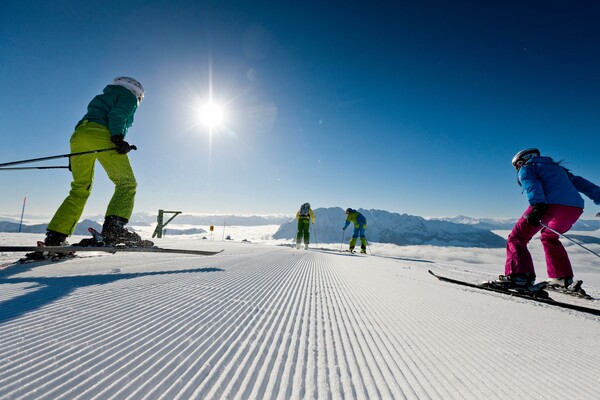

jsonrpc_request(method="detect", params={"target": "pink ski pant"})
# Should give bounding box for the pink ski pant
[505,204,583,279]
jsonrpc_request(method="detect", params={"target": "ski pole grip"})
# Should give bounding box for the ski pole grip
[130,145,137,151]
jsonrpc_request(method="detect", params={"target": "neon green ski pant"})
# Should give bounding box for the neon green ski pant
[296,218,311,245]
[47,121,137,235]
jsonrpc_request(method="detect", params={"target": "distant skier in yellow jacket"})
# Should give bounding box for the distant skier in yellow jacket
[296,203,315,249]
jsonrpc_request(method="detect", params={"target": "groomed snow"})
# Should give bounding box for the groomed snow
[1,229,599,400]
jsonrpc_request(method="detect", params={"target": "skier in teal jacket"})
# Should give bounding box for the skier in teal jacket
[44,77,148,247]
[343,208,367,253]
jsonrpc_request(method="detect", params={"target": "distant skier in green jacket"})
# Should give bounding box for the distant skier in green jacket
[296,203,315,249]
[43,77,148,247]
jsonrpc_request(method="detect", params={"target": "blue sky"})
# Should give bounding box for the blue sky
[1,0,599,219]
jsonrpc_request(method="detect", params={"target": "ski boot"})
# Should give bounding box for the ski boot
[482,273,549,297]
[546,277,591,299]
[360,245,367,254]
[545,277,573,288]
[24,230,71,261]
[44,230,68,246]
[348,246,355,253]
[101,215,154,247]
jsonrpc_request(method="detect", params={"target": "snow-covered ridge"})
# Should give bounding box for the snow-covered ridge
[0,213,292,227]
[273,208,507,248]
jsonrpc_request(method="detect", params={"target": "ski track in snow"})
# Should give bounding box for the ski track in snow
[1,240,599,400]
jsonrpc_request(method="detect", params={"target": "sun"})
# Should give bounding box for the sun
[198,102,225,129]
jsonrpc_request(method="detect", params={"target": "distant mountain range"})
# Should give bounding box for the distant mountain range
[273,208,507,248]
[0,213,289,236]
[0,219,102,236]
[2,209,599,247]
[432,215,600,231]
[129,212,291,226]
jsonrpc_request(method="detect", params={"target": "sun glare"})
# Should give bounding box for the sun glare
[198,102,225,129]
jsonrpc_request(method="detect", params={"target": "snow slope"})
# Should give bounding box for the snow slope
[1,231,599,400]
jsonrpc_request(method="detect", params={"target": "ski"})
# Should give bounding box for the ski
[0,253,79,271]
[346,249,368,255]
[308,248,367,256]
[428,270,600,316]
[0,245,223,256]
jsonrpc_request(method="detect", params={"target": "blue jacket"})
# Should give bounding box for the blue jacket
[344,209,367,229]
[519,156,600,208]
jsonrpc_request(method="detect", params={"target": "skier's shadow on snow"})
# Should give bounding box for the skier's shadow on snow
[0,267,223,324]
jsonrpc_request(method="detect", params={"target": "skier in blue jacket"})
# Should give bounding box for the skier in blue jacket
[343,208,367,253]
[496,148,600,291]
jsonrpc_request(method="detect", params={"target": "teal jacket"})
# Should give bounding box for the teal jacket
[77,85,138,138]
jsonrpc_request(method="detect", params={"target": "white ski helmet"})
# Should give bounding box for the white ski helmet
[112,76,144,103]
[511,148,540,170]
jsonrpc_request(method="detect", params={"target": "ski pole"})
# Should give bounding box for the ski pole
[340,229,345,252]
[364,233,373,255]
[0,166,70,171]
[0,146,136,168]
[18,196,26,233]
[541,222,600,259]
[312,222,318,248]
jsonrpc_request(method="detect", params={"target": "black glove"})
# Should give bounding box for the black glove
[526,204,547,226]
[111,134,133,154]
